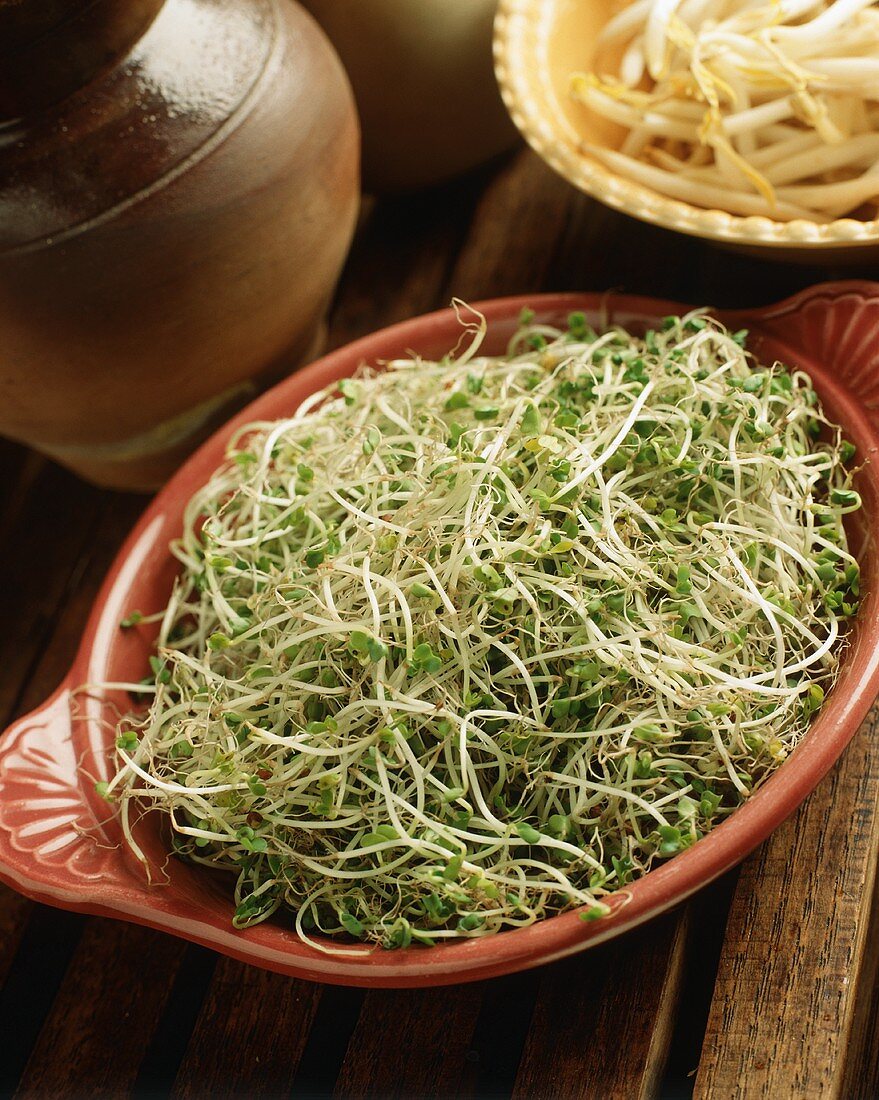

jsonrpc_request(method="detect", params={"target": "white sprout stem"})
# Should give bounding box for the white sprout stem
[573,0,879,220]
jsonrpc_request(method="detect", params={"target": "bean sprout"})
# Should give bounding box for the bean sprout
[575,0,879,220]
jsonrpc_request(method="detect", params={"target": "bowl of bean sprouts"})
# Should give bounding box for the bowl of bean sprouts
[1,282,879,987]
[495,0,879,258]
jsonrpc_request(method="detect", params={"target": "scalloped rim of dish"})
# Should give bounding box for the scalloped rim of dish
[494,0,879,250]
[2,283,879,987]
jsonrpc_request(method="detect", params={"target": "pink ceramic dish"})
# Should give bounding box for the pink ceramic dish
[3,282,879,987]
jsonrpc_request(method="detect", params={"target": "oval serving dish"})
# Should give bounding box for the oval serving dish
[2,282,879,988]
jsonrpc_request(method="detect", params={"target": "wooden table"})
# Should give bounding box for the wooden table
[3,148,879,1100]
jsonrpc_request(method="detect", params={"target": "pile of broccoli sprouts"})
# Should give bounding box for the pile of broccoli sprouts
[105,308,861,951]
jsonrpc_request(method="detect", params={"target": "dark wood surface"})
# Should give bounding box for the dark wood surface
[4,147,879,1099]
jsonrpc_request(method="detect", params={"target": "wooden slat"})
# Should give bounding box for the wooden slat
[327,173,489,351]
[445,150,581,300]
[14,922,186,1099]
[548,193,693,301]
[336,986,482,1099]
[0,444,44,549]
[0,887,32,988]
[454,969,542,1099]
[171,962,322,1100]
[10,491,145,717]
[511,913,687,1100]
[841,890,879,1100]
[0,464,105,721]
[0,908,86,1096]
[687,238,839,311]
[333,985,483,1099]
[694,704,879,1098]
[854,945,879,1100]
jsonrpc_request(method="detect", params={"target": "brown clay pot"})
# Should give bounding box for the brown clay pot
[0,0,360,489]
